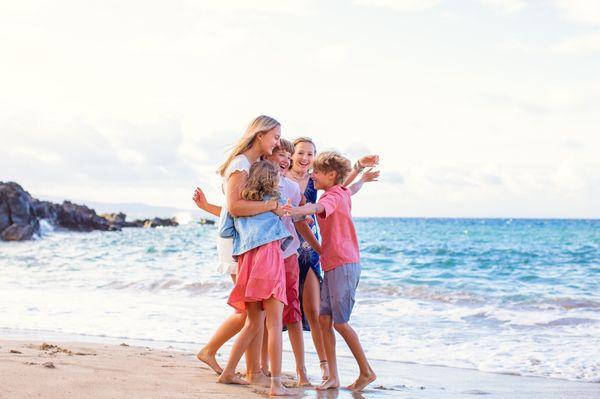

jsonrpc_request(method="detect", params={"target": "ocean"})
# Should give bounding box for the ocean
[1,218,599,384]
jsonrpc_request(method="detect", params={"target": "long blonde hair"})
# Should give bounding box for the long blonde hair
[217,115,280,177]
[241,161,280,201]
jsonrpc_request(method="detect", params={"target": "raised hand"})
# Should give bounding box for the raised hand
[192,187,208,209]
[358,154,379,168]
[361,168,380,183]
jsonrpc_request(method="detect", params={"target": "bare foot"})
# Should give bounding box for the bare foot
[319,360,330,381]
[196,347,223,375]
[346,370,376,391]
[216,373,249,385]
[317,376,340,391]
[270,377,294,396]
[248,371,271,387]
[295,367,311,387]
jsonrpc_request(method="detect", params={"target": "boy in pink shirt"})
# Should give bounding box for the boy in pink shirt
[284,151,376,392]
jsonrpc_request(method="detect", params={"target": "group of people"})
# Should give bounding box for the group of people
[192,115,378,395]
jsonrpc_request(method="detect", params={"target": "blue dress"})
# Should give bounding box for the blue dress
[296,177,323,330]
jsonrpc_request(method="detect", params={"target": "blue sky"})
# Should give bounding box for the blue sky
[1,0,599,217]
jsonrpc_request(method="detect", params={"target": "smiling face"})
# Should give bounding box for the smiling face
[258,126,281,156]
[311,168,337,190]
[291,141,316,174]
[266,149,291,174]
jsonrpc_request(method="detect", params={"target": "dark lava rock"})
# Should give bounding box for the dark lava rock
[1,181,180,241]
[141,217,179,228]
[54,201,113,232]
[0,182,40,241]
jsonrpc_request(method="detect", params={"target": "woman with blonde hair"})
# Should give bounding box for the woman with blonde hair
[194,115,285,386]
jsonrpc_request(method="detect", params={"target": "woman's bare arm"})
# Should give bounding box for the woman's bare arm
[192,187,222,217]
[294,219,321,255]
[343,154,380,186]
[226,171,279,217]
[348,168,380,195]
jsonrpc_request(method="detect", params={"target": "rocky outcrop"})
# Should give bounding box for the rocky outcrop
[142,217,179,228]
[1,182,180,241]
[0,182,39,241]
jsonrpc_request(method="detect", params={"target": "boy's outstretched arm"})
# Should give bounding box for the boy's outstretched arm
[283,202,325,217]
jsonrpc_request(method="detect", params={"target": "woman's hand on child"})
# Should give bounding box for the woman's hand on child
[360,168,380,183]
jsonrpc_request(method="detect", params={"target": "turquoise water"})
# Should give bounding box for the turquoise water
[1,218,599,383]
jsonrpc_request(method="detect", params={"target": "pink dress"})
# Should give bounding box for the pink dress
[227,241,288,312]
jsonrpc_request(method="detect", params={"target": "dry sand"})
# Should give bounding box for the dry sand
[0,340,271,399]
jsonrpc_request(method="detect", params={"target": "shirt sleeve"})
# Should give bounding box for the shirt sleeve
[224,156,250,181]
[317,190,342,218]
[290,184,304,222]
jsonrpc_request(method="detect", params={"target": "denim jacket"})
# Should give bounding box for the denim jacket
[218,196,292,256]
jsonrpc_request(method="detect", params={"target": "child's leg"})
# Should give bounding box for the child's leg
[317,314,339,390]
[263,297,291,396]
[302,268,328,379]
[286,321,309,385]
[246,321,269,385]
[333,322,376,390]
[217,302,264,385]
[330,262,375,391]
[283,255,309,386]
[316,271,339,390]
[260,319,269,375]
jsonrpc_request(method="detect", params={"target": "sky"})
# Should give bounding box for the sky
[1,0,599,218]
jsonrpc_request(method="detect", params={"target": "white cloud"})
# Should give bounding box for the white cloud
[354,0,441,12]
[478,0,526,14]
[312,44,349,69]
[554,0,600,25]
[552,31,600,54]
[1,1,599,217]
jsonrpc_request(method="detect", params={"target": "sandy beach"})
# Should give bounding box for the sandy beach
[0,339,273,399]
[1,337,599,399]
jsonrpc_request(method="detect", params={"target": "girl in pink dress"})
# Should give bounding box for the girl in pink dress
[217,161,292,397]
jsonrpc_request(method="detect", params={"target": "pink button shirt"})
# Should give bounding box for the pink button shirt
[316,185,360,272]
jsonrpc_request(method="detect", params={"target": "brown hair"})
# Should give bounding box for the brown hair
[241,161,280,201]
[217,115,280,177]
[313,151,352,185]
[275,138,293,154]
